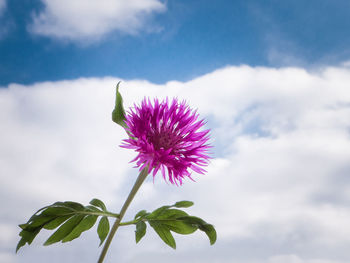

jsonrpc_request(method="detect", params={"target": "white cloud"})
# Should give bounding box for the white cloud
[0,0,5,15]
[2,65,350,263]
[0,0,12,40]
[0,252,16,263]
[268,254,348,263]
[342,61,350,67]
[28,0,166,42]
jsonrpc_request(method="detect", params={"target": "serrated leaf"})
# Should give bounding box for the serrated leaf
[16,237,27,253]
[199,224,217,245]
[16,228,40,252]
[97,216,110,246]
[89,199,107,211]
[19,224,28,230]
[62,215,98,242]
[27,215,55,227]
[174,201,194,208]
[18,228,40,246]
[44,214,85,246]
[112,82,127,128]
[135,221,147,243]
[149,222,176,249]
[134,210,148,220]
[17,199,119,252]
[44,215,71,230]
[27,206,50,221]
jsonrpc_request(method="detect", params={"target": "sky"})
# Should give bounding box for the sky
[1,1,350,263]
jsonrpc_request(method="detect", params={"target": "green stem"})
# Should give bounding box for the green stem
[97,168,149,263]
[76,211,119,218]
[119,218,192,226]
[119,219,139,226]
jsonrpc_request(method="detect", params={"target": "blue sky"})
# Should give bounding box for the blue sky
[1,0,350,85]
[1,1,350,263]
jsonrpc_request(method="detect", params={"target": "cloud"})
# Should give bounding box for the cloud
[2,65,350,262]
[267,254,348,263]
[0,0,5,15]
[28,0,166,42]
[0,0,8,38]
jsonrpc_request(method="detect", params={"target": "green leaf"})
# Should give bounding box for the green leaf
[44,214,85,246]
[89,198,107,211]
[61,201,85,211]
[43,215,71,230]
[147,205,171,219]
[162,220,197,235]
[85,205,101,212]
[62,215,98,242]
[178,216,217,245]
[151,209,197,235]
[135,221,147,243]
[148,202,192,219]
[19,224,28,230]
[174,201,194,208]
[17,229,40,248]
[134,210,148,220]
[17,199,118,252]
[27,206,50,221]
[16,237,27,253]
[199,224,217,245]
[178,216,206,226]
[41,206,74,216]
[112,82,127,128]
[149,222,176,249]
[156,209,189,219]
[97,216,110,246]
[27,215,55,227]
[16,228,40,252]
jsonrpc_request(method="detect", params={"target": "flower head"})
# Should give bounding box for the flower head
[121,97,211,185]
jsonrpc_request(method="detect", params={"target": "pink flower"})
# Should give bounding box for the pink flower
[121,98,211,185]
